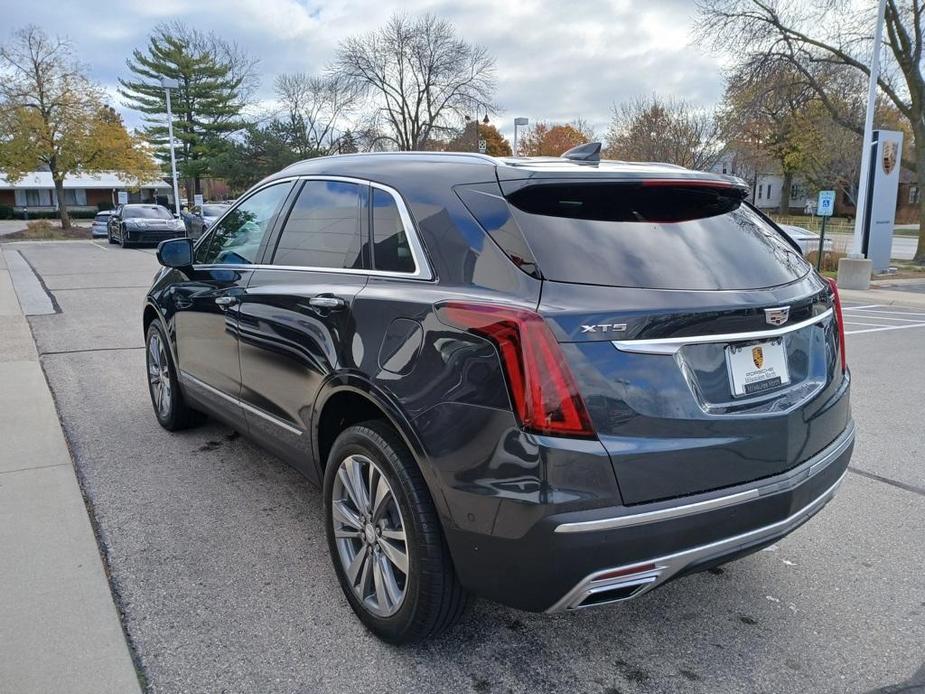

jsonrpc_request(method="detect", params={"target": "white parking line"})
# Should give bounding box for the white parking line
[841,303,925,334]
[844,321,896,328]
[843,308,925,318]
[842,312,925,323]
[846,322,925,335]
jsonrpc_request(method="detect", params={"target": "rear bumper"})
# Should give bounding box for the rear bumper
[444,420,855,612]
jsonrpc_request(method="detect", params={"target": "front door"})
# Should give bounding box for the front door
[238,179,370,479]
[172,180,294,428]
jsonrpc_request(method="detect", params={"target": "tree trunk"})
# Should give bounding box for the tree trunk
[779,172,793,215]
[52,172,71,230]
[915,134,925,264]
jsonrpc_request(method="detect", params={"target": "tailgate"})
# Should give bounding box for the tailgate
[541,280,849,504]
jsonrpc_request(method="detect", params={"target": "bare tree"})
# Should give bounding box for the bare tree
[604,95,723,171]
[334,13,496,150]
[697,0,925,260]
[0,26,158,227]
[274,72,359,157]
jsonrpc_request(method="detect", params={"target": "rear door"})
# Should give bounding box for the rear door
[467,179,850,504]
[171,180,293,427]
[237,179,370,479]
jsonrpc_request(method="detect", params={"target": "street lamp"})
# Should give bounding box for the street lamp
[160,76,181,217]
[465,112,491,153]
[513,117,529,157]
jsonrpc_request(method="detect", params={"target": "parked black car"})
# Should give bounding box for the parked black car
[143,149,854,643]
[108,203,186,247]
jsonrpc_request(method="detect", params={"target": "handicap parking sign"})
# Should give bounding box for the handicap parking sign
[817,190,835,217]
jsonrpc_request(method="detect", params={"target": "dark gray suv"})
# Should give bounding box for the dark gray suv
[143,149,854,643]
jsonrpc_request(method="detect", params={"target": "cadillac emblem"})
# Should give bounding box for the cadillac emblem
[752,346,764,369]
[882,139,899,175]
[764,306,790,326]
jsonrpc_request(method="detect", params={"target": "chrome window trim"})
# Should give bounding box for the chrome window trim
[554,420,855,534]
[193,175,434,281]
[611,307,833,355]
[192,176,301,259]
[179,371,303,436]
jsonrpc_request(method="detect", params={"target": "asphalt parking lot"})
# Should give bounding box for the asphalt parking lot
[6,240,925,694]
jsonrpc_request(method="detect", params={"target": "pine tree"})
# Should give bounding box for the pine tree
[338,130,359,154]
[119,21,254,202]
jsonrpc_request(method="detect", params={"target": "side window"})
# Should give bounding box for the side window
[196,182,291,265]
[371,187,415,273]
[271,180,364,269]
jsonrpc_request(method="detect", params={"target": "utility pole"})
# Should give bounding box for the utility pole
[838,0,887,289]
[160,77,181,216]
[851,0,888,257]
[514,117,529,157]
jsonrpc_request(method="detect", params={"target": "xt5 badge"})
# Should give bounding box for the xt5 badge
[580,323,627,334]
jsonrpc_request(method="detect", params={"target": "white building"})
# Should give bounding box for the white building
[0,170,171,216]
[710,155,812,212]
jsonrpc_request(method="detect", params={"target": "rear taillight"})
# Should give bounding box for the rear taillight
[826,277,847,372]
[435,301,595,438]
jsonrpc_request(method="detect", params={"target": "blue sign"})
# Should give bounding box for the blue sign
[817,190,836,217]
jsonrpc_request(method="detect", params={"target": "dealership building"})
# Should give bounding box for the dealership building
[0,171,172,216]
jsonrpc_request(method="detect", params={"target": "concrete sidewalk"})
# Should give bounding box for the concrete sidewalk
[0,248,140,693]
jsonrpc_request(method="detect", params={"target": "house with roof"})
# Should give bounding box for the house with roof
[0,170,172,218]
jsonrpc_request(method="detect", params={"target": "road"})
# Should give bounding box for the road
[826,232,918,261]
[7,240,925,694]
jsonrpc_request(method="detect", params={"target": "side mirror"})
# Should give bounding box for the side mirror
[157,238,193,268]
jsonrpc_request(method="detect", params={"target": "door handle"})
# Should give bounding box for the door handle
[215,295,238,307]
[308,295,347,310]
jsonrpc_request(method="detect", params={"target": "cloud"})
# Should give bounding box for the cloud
[1,0,726,139]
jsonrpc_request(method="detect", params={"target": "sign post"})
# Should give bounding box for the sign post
[117,191,128,206]
[816,190,835,271]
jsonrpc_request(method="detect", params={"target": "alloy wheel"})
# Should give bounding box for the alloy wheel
[331,454,409,617]
[147,331,172,419]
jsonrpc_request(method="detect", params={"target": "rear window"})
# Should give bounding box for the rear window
[272,180,365,269]
[505,182,810,290]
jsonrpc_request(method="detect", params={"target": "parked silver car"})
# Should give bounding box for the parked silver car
[780,224,834,255]
[91,210,113,238]
[184,203,231,239]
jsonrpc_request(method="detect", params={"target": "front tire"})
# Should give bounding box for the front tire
[107,229,117,244]
[145,322,204,430]
[119,226,132,248]
[324,421,467,643]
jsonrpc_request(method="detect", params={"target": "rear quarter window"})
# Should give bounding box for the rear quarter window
[506,182,810,290]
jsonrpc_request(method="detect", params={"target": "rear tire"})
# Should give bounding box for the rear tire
[145,321,204,430]
[324,420,467,643]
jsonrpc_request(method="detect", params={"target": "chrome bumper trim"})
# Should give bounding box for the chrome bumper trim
[554,421,855,534]
[612,308,834,355]
[547,468,848,612]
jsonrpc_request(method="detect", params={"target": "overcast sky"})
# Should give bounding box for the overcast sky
[1,0,727,140]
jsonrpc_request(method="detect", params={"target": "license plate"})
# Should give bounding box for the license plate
[726,339,790,396]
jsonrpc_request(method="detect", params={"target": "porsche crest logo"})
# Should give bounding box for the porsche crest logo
[882,139,899,176]
[752,346,764,369]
